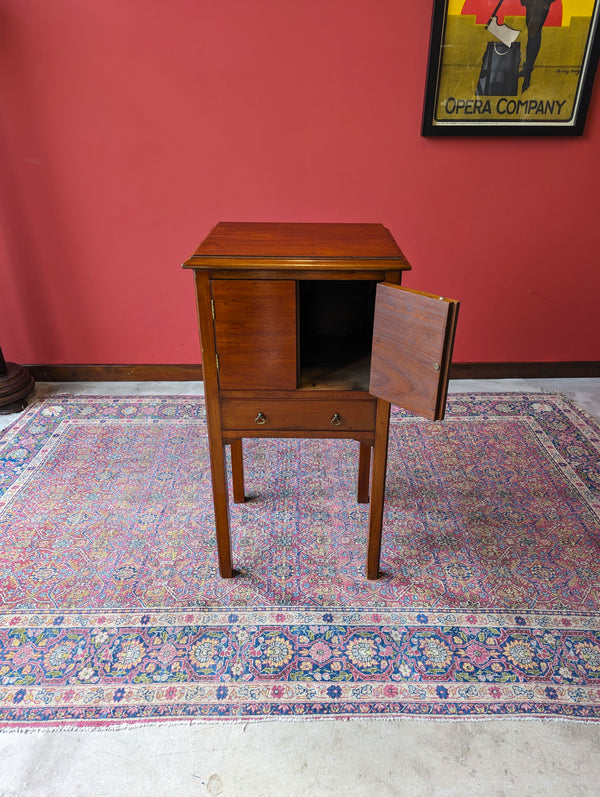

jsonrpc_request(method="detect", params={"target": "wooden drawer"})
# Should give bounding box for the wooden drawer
[221,398,376,432]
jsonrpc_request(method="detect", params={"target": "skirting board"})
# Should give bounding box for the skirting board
[26,362,600,382]
[28,364,204,382]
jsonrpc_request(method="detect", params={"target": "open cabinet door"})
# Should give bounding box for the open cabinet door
[369,283,459,421]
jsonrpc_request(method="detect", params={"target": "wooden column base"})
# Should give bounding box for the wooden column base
[0,362,35,414]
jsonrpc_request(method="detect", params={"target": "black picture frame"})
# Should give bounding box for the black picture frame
[422,0,600,136]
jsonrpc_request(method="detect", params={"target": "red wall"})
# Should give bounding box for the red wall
[1,0,599,366]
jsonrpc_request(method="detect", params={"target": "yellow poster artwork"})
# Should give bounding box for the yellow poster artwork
[422,0,600,133]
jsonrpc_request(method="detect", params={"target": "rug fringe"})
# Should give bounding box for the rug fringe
[1,712,598,735]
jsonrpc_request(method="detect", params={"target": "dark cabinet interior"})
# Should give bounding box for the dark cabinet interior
[298,280,377,391]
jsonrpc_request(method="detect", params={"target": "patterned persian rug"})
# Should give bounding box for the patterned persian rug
[0,393,599,728]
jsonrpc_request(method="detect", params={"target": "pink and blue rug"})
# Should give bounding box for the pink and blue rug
[0,394,599,727]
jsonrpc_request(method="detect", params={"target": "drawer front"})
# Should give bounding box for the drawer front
[221,398,376,432]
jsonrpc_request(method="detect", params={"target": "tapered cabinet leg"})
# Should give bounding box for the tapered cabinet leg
[194,271,235,578]
[357,442,371,503]
[208,437,235,578]
[230,438,246,504]
[366,400,391,580]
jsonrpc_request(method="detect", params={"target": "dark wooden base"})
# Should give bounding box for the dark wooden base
[451,361,600,379]
[23,361,600,383]
[27,364,204,382]
[0,362,35,414]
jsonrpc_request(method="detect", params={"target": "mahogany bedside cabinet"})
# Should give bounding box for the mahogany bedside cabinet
[183,222,459,579]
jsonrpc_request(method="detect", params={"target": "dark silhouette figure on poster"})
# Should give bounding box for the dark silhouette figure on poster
[477,0,521,96]
[477,0,558,95]
[520,0,558,90]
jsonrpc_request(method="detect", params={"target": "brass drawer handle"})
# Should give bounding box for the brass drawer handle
[255,412,267,425]
[330,412,341,426]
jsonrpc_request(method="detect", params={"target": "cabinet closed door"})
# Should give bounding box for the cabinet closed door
[211,280,297,390]
[369,283,459,421]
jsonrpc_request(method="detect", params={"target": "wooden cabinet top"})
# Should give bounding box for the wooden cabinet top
[183,222,411,272]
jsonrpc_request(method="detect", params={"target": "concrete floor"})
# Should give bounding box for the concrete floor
[1,378,599,796]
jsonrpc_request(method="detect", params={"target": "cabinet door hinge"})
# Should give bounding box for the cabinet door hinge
[211,298,215,320]
[215,353,220,372]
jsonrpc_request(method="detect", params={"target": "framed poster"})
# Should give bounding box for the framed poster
[422,0,600,135]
